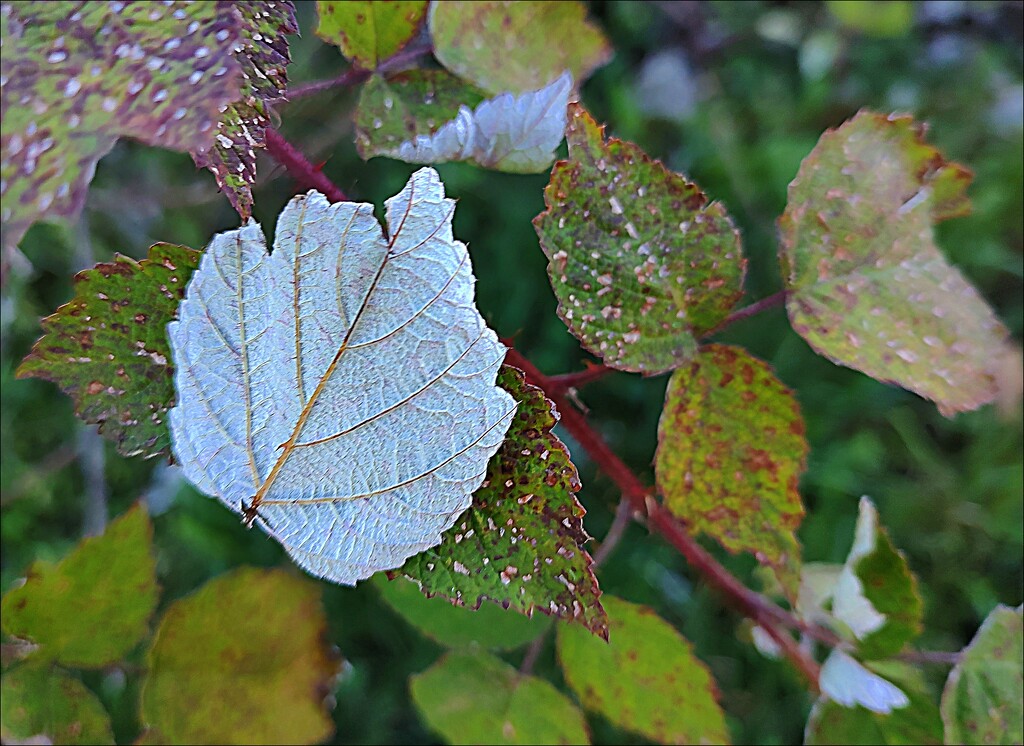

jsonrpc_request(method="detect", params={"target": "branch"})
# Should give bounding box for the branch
[264,129,349,202]
[548,363,614,393]
[704,289,787,337]
[287,40,435,100]
[591,497,633,568]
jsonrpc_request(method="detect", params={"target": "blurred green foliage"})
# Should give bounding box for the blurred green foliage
[2,2,1021,743]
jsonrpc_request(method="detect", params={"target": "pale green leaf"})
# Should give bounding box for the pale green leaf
[411,649,590,745]
[429,1,610,95]
[376,574,550,650]
[168,169,515,585]
[534,104,746,373]
[1,505,157,668]
[656,344,806,596]
[1,664,113,745]
[140,567,340,745]
[357,71,571,173]
[316,1,426,69]
[557,595,729,744]
[941,605,1023,745]
[779,110,1007,416]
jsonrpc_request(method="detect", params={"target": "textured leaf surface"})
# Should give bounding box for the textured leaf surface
[357,71,571,173]
[429,0,610,95]
[1,505,157,668]
[316,1,426,69]
[376,575,549,650]
[0,664,113,745]
[941,604,1023,745]
[557,595,729,744]
[0,1,245,251]
[807,662,941,744]
[168,169,515,585]
[192,1,297,219]
[397,366,606,638]
[656,344,806,595]
[411,649,590,745]
[140,567,339,745]
[819,650,910,714]
[17,243,199,458]
[833,498,922,659]
[779,110,1007,416]
[534,105,745,373]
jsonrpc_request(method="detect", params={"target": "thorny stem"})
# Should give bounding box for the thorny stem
[263,132,960,691]
[264,129,349,202]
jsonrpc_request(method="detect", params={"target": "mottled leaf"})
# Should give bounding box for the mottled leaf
[0,664,113,745]
[316,1,426,69]
[832,497,922,659]
[534,104,746,374]
[1,505,157,668]
[397,366,607,638]
[819,650,910,715]
[429,0,610,95]
[411,649,590,745]
[656,344,807,596]
[941,604,1023,745]
[192,1,298,219]
[779,110,1007,416]
[17,243,199,458]
[0,1,245,252]
[807,661,942,744]
[557,595,729,744]
[140,567,339,745]
[169,169,515,585]
[357,71,571,173]
[376,574,550,650]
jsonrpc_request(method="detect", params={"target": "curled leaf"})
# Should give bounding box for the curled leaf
[168,168,515,585]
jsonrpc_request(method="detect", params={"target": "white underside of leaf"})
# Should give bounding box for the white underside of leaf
[393,72,572,173]
[832,497,886,638]
[168,168,516,585]
[819,650,909,714]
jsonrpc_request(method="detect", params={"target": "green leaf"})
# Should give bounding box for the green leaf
[0,2,246,251]
[779,110,1007,416]
[1,505,157,668]
[192,1,297,220]
[429,0,610,95]
[17,243,200,459]
[0,663,113,745]
[140,567,340,745]
[834,498,922,659]
[376,575,550,650]
[534,104,746,374]
[656,344,807,596]
[557,595,729,744]
[398,366,607,639]
[806,661,942,744]
[410,649,590,745]
[827,1,914,37]
[941,605,1023,745]
[356,70,570,173]
[316,1,426,69]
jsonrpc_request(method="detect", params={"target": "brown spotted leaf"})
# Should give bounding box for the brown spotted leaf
[17,243,199,459]
[534,104,746,374]
[779,110,1008,416]
[397,365,607,639]
[655,344,807,596]
[191,1,298,220]
[0,1,246,252]
[140,567,340,745]
[316,1,426,70]
[557,595,730,744]
[429,0,610,95]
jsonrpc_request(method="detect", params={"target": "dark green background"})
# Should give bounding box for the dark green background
[2,2,1021,743]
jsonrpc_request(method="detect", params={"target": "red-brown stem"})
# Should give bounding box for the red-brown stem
[504,345,822,687]
[705,289,787,337]
[548,363,614,393]
[287,41,435,100]
[264,129,349,203]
